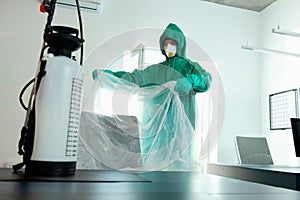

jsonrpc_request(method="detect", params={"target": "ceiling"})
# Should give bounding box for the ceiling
[201,0,277,12]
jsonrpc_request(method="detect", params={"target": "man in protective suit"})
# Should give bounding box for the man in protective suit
[97,23,212,168]
[101,23,212,129]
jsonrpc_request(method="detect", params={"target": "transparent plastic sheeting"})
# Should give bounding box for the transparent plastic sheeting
[77,70,202,171]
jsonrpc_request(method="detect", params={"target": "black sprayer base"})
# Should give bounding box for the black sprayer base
[25,160,76,177]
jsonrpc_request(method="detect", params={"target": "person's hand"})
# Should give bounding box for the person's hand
[174,78,192,95]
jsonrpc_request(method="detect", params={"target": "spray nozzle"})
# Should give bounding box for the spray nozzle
[40,0,52,13]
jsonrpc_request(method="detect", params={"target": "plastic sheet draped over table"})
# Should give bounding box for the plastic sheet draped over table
[77,71,201,171]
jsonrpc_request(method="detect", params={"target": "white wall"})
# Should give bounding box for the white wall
[261,0,300,165]
[0,0,261,166]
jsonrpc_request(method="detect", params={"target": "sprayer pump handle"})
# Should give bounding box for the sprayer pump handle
[51,26,79,37]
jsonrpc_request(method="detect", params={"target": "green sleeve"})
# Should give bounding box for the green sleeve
[188,61,212,92]
[112,71,127,78]
[112,68,152,87]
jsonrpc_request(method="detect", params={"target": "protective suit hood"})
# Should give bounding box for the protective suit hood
[159,23,186,58]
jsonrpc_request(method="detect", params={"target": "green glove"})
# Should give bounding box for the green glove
[174,77,192,95]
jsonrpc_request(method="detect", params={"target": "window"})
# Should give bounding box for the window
[269,89,298,130]
[94,44,164,115]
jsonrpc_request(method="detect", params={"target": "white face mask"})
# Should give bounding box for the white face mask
[165,43,177,57]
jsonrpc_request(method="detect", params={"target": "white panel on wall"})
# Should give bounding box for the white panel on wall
[57,0,102,12]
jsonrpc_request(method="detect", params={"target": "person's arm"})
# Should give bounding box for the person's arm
[174,60,212,95]
[102,68,152,87]
[188,61,212,93]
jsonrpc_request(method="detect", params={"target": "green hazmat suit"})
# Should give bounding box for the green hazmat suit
[103,23,212,128]
[97,23,212,167]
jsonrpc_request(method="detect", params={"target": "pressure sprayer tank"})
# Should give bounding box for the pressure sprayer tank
[25,54,83,176]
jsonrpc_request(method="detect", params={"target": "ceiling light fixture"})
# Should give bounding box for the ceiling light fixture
[271,27,300,38]
[241,44,300,58]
